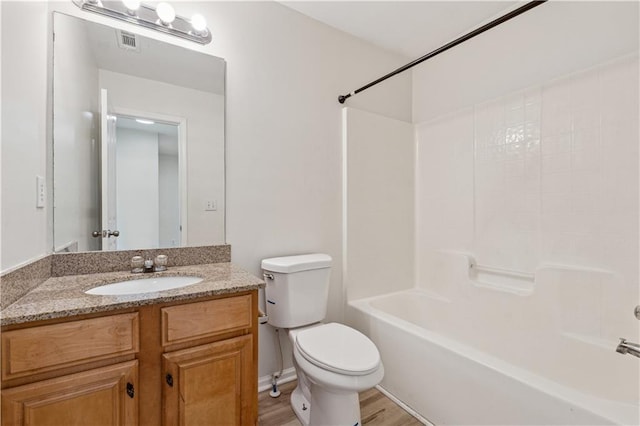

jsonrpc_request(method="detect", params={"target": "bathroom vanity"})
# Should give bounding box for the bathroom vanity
[0,261,263,426]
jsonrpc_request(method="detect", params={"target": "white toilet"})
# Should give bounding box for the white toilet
[262,253,384,426]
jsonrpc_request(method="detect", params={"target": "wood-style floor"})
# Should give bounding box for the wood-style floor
[258,380,424,426]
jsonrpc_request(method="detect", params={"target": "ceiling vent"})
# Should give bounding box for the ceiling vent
[116,30,140,51]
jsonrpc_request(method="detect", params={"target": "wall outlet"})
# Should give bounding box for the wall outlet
[36,175,46,208]
[205,200,217,211]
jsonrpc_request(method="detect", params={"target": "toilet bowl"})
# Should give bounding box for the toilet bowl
[262,254,384,426]
[289,323,384,426]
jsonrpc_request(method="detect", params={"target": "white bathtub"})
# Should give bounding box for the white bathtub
[347,289,639,425]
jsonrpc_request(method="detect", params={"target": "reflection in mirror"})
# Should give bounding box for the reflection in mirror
[52,13,225,253]
[112,115,182,251]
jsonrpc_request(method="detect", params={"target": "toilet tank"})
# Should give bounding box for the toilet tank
[261,254,332,328]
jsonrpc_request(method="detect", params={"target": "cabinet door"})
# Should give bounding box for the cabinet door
[1,360,138,426]
[162,335,255,426]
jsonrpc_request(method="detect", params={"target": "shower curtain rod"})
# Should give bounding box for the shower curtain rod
[337,0,547,104]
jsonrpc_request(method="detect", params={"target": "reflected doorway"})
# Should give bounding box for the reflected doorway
[107,114,184,250]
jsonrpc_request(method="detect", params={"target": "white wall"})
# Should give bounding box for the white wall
[52,12,100,253]
[158,150,180,248]
[1,2,49,270]
[413,1,640,124]
[1,1,411,379]
[343,107,414,301]
[99,70,224,247]
[115,127,160,250]
[212,2,411,378]
[0,2,2,266]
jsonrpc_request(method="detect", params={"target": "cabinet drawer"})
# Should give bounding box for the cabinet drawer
[161,295,252,346]
[2,313,139,381]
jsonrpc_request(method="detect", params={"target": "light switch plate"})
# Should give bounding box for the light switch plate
[205,200,217,211]
[36,175,46,208]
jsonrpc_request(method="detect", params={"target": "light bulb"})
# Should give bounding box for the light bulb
[156,2,175,25]
[122,0,140,12]
[190,13,207,33]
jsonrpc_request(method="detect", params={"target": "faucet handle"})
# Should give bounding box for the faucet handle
[131,256,144,273]
[154,254,168,272]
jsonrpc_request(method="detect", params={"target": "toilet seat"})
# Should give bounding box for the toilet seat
[295,323,380,376]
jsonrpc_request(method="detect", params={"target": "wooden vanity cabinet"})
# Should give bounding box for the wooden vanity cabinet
[1,312,140,426]
[1,291,258,426]
[159,295,256,426]
[162,335,253,425]
[1,361,138,426]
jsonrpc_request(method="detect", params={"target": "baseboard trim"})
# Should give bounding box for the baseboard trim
[375,384,433,426]
[258,367,297,393]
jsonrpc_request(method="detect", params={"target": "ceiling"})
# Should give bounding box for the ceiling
[83,17,225,95]
[280,1,521,59]
[116,116,179,156]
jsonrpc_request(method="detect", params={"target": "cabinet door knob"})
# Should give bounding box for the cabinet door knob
[166,373,174,387]
[126,382,134,398]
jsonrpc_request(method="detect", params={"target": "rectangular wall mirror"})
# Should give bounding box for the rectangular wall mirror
[52,12,225,252]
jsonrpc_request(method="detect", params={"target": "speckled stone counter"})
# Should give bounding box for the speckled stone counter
[1,263,265,326]
[0,255,52,310]
[51,245,231,276]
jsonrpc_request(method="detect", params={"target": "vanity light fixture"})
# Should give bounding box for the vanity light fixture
[121,0,140,15]
[190,14,207,35]
[155,2,175,26]
[71,0,212,45]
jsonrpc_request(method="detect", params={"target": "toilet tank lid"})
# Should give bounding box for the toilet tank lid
[261,254,331,273]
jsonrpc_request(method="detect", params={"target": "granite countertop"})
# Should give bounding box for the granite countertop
[1,263,265,326]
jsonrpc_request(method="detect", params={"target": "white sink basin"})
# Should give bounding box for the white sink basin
[85,276,203,296]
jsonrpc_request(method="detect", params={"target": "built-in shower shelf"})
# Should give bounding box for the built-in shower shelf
[469,262,535,296]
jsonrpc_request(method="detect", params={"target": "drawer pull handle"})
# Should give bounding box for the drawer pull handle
[166,373,174,387]
[126,382,134,398]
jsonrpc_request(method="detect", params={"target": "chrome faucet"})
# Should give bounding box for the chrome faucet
[616,338,640,358]
[130,255,168,273]
[143,258,155,273]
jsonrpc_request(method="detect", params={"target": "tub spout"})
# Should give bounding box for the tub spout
[616,338,640,358]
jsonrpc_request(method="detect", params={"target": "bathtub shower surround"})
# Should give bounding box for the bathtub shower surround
[342,107,415,301]
[416,55,639,343]
[415,54,639,424]
[344,54,639,426]
[349,287,637,426]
